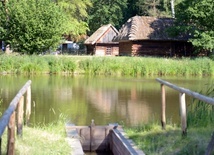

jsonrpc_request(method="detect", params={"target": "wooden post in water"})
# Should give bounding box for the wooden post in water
[7,112,15,155]
[161,84,166,130]
[25,86,31,126]
[179,92,187,136]
[17,96,24,137]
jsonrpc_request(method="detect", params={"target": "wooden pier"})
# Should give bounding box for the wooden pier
[65,121,145,155]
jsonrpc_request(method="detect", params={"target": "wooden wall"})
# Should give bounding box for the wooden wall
[119,41,132,56]
[119,40,194,57]
[86,43,119,56]
[109,129,145,155]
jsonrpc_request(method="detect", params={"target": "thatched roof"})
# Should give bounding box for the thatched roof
[84,24,118,45]
[113,16,189,41]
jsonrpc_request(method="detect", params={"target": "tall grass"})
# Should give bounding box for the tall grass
[125,84,214,155]
[187,84,214,127]
[0,115,71,154]
[0,55,214,76]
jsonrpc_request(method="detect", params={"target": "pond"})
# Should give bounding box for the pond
[0,75,213,127]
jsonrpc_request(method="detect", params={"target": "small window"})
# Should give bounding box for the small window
[106,47,112,55]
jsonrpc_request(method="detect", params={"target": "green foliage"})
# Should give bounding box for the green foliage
[125,123,213,155]
[87,0,128,35]
[57,0,92,40]
[172,0,214,51]
[187,84,214,127]
[0,56,214,76]
[0,0,70,54]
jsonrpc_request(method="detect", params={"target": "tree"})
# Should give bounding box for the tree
[56,0,92,41]
[133,0,184,17]
[87,0,128,35]
[0,0,70,54]
[173,0,214,52]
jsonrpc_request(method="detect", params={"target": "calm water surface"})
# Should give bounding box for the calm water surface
[0,75,213,127]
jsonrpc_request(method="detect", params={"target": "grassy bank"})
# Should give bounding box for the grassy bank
[0,55,214,76]
[125,86,214,155]
[1,120,71,155]
[125,124,213,155]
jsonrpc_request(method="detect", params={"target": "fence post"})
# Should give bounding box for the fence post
[179,92,187,136]
[26,86,31,126]
[161,84,166,130]
[7,112,16,155]
[205,132,214,155]
[17,96,24,137]
[90,119,95,152]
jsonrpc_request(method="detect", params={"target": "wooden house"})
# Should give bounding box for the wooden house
[113,16,194,57]
[84,24,119,56]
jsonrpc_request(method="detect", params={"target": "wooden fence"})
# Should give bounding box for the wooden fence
[0,80,32,155]
[156,78,214,154]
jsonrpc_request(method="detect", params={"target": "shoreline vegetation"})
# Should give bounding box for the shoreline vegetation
[0,55,214,76]
[125,84,214,154]
[0,54,213,154]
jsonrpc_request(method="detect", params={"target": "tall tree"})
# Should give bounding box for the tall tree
[0,0,70,54]
[56,0,92,41]
[134,0,184,17]
[87,0,127,35]
[172,0,214,52]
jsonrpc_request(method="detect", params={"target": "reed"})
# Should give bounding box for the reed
[125,122,213,154]
[187,84,214,127]
[0,55,214,76]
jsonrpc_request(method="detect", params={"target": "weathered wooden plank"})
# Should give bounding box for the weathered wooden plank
[17,96,24,137]
[179,93,187,136]
[110,129,145,155]
[161,84,166,130]
[65,123,144,154]
[205,132,214,155]
[0,80,31,137]
[26,86,31,126]
[7,112,15,155]
[156,78,214,105]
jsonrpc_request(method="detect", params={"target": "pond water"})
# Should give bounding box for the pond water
[0,75,213,127]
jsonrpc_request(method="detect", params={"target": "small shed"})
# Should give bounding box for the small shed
[113,16,194,57]
[84,24,119,56]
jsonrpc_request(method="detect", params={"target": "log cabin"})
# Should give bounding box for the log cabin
[113,16,194,57]
[84,24,119,56]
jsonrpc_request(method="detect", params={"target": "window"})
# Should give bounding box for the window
[106,47,112,55]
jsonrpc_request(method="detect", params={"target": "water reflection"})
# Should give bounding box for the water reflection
[0,75,213,127]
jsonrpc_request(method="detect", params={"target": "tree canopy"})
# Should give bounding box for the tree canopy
[173,0,214,51]
[0,0,213,54]
[56,0,92,41]
[87,0,128,35]
[0,0,70,54]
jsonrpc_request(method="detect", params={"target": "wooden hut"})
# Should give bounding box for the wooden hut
[113,16,194,57]
[84,24,119,56]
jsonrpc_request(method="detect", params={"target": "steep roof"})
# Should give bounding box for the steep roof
[113,16,189,41]
[84,24,118,45]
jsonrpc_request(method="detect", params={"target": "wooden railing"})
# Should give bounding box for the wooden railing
[0,80,32,155]
[156,78,214,154]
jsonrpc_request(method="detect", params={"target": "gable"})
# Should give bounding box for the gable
[84,24,118,45]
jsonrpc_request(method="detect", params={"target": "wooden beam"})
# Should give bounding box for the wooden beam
[26,86,31,126]
[179,92,187,136]
[17,96,24,137]
[0,80,31,137]
[7,112,15,155]
[156,78,214,105]
[161,84,166,130]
